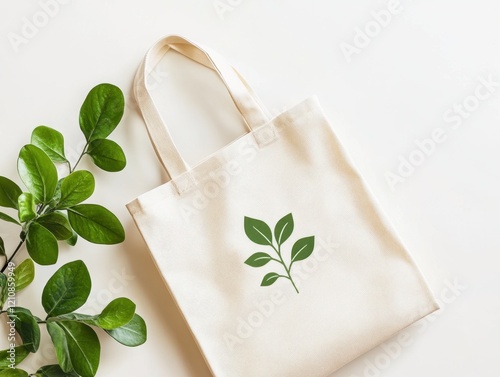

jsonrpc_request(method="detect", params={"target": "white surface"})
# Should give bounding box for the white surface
[0,0,498,376]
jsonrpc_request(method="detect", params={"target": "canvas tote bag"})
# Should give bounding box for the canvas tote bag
[128,35,439,377]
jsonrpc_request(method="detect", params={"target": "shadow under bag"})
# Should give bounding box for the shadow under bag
[128,35,439,377]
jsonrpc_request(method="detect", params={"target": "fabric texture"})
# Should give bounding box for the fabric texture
[128,35,439,377]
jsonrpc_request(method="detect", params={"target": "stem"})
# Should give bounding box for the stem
[271,244,299,293]
[1,239,25,273]
[70,142,89,173]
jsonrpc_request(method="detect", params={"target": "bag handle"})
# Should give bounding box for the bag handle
[134,35,271,180]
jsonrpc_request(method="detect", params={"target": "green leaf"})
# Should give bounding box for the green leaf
[35,365,79,377]
[105,314,147,347]
[8,307,41,352]
[31,126,67,163]
[0,212,21,226]
[274,213,294,245]
[79,83,125,142]
[48,179,62,208]
[244,217,273,245]
[0,368,29,377]
[261,272,280,287]
[17,145,58,204]
[244,252,273,267]
[17,193,36,223]
[0,176,22,209]
[26,222,58,265]
[0,237,4,258]
[0,273,7,307]
[65,231,78,247]
[96,298,135,330]
[67,204,125,245]
[42,260,91,317]
[46,321,73,373]
[51,312,95,324]
[87,139,126,172]
[48,321,100,377]
[57,171,95,209]
[14,259,35,292]
[291,236,315,264]
[0,345,30,368]
[37,212,73,240]
[56,298,136,330]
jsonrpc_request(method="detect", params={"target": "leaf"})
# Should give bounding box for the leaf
[17,145,58,204]
[0,212,21,226]
[57,171,95,209]
[244,252,273,267]
[105,314,147,347]
[14,259,35,292]
[48,321,100,377]
[0,273,7,307]
[17,193,36,223]
[0,176,22,209]
[51,313,96,325]
[0,345,30,368]
[37,212,73,240]
[48,179,62,208]
[244,217,273,245]
[87,139,126,172]
[67,204,125,245]
[46,321,73,373]
[261,272,280,287]
[274,213,294,245]
[42,260,91,317]
[31,126,67,163]
[65,231,78,247]
[96,298,136,330]
[0,368,29,377]
[35,365,79,377]
[291,236,315,264]
[8,307,41,352]
[26,222,58,265]
[79,83,125,142]
[56,298,136,330]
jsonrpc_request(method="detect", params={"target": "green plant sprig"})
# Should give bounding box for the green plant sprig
[244,213,315,293]
[0,84,146,377]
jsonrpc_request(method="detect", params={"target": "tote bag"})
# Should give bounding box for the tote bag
[128,35,439,377]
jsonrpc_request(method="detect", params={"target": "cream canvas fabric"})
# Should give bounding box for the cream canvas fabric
[128,35,439,377]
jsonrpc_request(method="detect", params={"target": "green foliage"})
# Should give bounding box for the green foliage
[79,83,124,142]
[8,307,41,352]
[0,177,22,209]
[42,260,91,317]
[31,126,67,164]
[18,145,58,204]
[34,364,79,377]
[0,368,29,376]
[244,213,315,293]
[57,171,95,209]
[0,84,146,376]
[105,314,147,347]
[67,204,124,245]
[17,193,36,222]
[14,258,35,292]
[26,222,58,265]
[87,139,126,172]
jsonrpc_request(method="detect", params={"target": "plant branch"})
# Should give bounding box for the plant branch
[1,239,25,273]
[70,142,89,173]
[270,243,299,293]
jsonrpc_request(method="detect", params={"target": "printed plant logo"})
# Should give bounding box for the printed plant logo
[243,213,315,293]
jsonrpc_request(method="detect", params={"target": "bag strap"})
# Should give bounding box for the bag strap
[134,35,271,180]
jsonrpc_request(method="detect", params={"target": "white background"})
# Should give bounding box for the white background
[0,0,499,376]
